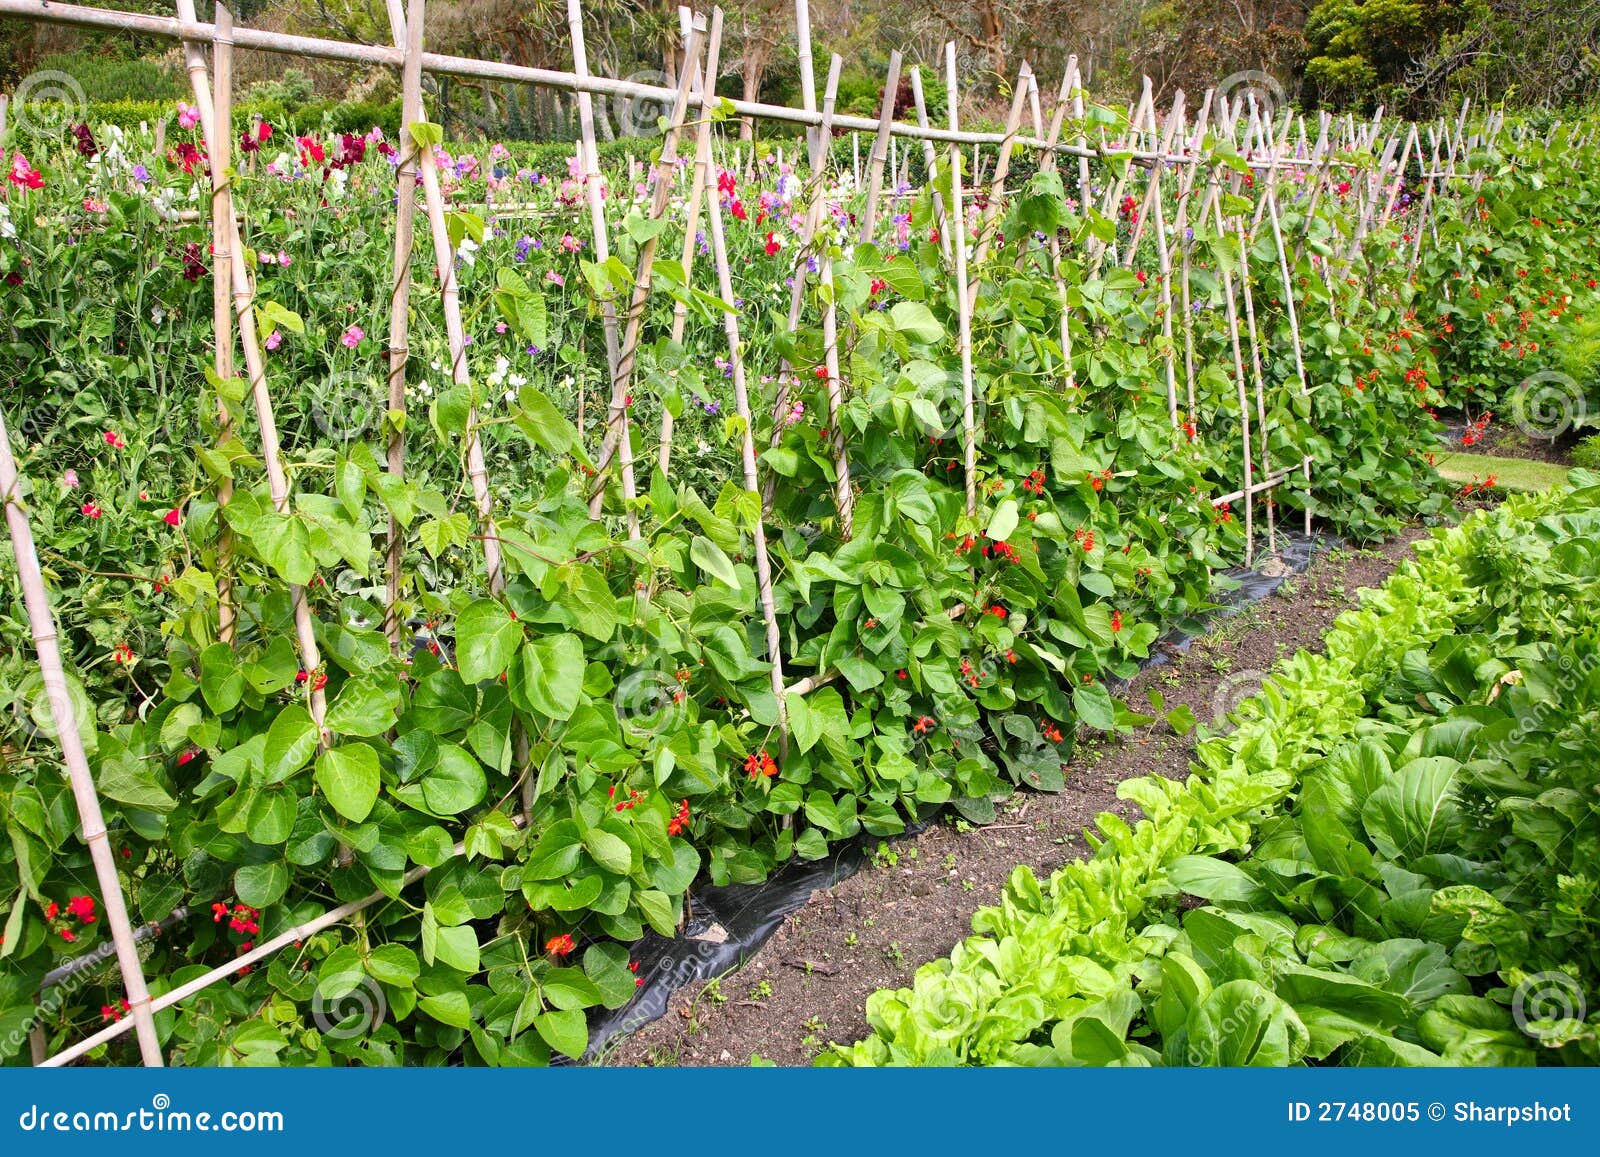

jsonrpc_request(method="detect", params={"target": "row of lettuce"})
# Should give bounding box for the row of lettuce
[828,472,1600,1066]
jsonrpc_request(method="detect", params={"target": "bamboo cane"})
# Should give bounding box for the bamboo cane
[1290,113,1332,266]
[859,50,903,243]
[909,66,952,263]
[816,58,857,537]
[175,0,330,734]
[0,0,1229,165]
[698,9,788,739]
[415,144,506,595]
[657,11,713,477]
[567,0,632,537]
[1261,121,1314,537]
[946,43,977,517]
[1208,168,1255,566]
[41,813,533,1066]
[0,406,165,1066]
[1377,122,1416,233]
[759,55,843,518]
[1122,84,1182,264]
[382,0,424,654]
[793,0,816,161]
[1233,210,1276,557]
[1172,91,1212,419]
[1067,56,1093,217]
[1033,65,1077,389]
[1089,81,1152,276]
[962,62,1030,315]
[584,25,706,516]
[1146,93,1183,426]
[210,4,236,643]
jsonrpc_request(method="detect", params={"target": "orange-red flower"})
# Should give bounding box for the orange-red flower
[743,750,779,779]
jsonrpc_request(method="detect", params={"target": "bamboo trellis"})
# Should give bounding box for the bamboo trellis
[0,0,1491,1067]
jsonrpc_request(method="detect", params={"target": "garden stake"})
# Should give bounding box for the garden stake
[209,5,237,644]
[859,50,903,244]
[585,21,707,520]
[657,10,714,477]
[698,8,788,743]
[382,0,425,654]
[946,42,978,517]
[174,0,330,735]
[0,404,165,1066]
[761,54,843,518]
[908,67,952,263]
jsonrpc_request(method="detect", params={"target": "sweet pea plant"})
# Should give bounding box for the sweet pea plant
[0,95,1529,1066]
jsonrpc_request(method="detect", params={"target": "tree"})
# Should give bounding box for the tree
[1302,0,1484,112]
[724,0,790,140]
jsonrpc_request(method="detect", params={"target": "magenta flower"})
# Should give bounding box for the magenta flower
[341,325,364,349]
[265,331,282,350]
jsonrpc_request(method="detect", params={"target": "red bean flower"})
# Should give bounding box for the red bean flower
[546,933,576,957]
[743,750,779,779]
[667,798,691,836]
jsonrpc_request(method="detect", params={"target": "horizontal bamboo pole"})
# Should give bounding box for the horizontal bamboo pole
[1210,459,1310,507]
[0,0,1374,168]
[40,815,528,1067]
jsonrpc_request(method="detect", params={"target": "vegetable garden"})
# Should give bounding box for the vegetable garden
[1,0,1597,1068]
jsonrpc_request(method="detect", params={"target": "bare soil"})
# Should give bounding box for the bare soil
[602,529,1430,1067]
[1455,422,1576,465]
